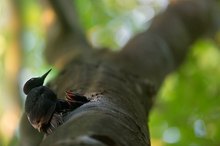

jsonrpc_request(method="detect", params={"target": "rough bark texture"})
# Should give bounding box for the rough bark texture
[19,0,220,146]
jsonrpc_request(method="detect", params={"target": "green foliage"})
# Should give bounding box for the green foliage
[150,39,220,146]
[19,0,47,69]
[75,0,159,49]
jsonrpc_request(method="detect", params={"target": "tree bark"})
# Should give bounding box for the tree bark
[19,0,220,146]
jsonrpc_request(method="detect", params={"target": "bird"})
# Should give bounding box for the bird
[23,69,89,135]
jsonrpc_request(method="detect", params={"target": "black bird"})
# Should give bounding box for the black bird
[23,69,89,134]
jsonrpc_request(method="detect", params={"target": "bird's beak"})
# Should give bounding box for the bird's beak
[40,69,52,81]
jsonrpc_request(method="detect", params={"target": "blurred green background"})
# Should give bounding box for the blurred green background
[0,0,220,146]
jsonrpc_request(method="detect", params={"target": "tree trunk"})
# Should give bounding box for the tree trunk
[19,0,220,146]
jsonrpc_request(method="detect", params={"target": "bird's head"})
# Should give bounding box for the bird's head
[23,69,52,95]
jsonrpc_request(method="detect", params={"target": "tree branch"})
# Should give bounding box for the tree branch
[45,0,91,66]
[114,0,219,86]
[48,0,86,40]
